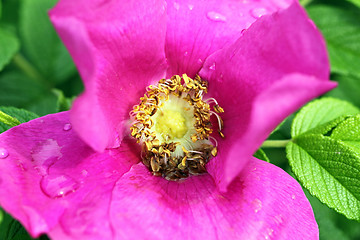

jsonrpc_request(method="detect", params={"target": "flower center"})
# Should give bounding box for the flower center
[155,110,188,139]
[130,74,224,180]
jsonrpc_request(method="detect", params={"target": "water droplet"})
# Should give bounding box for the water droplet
[31,139,62,176]
[264,228,274,239]
[218,73,224,83]
[250,8,267,19]
[63,123,72,131]
[241,29,246,34]
[183,51,189,57]
[0,148,9,159]
[197,58,203,64]
[209,63,216,71]
[173,2,180,10]
[252,198,262,213]
[188,4,194,10]
[207,11,227,22]
[40,174,80,199]
[291,194,296,200]
[81,169,88,176]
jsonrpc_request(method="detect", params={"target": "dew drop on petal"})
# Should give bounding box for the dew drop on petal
[31,139,62,176]
[0,148,9,159]
[197,58,203,64]
[209,63,216,71]
[218,73,224,83]
[291,194,296,200]
[250,8,267,19]
[188,4,194,10]
[173,2,180,10]
[81,169,88,177]
[264,228,274,239]
[40,174,80,199]
[183,51,189,57]
[206,11,227,22]
[252,198,262,213]
[63,123,72,131]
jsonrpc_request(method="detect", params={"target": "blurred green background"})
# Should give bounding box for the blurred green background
[0,0,360,239]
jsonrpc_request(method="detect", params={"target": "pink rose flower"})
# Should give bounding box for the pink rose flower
[0,0,336,239]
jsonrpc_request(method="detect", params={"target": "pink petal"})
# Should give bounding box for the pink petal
[49,0,168,152]
[199,2,336,191]
[0,112,139,239]
[165,0,293,78]
[109,158,318,239]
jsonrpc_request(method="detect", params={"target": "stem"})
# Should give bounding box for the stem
[12,53,50,88]
[261,139,291,148]
[0,110,21,127]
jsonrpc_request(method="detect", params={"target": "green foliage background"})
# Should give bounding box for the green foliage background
[0,0,360,239]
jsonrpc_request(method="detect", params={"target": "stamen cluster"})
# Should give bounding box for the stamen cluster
[130,74,224,180]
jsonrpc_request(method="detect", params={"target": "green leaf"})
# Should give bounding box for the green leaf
[305,190,351,240]
[19,0,76,83]
[325,74,360,108]
[0,106,38,133]
[0,208,3,224]
[52,88,74,112]
[0,71,44,106]
[0,209,35,240]
[254,148,270,162]
[306,1,360,78]
[0,28,19,71]
[0,110,21,127]
[300,0,313,6]
[1,0,21,30]
[291,98,359,137]
[331,115,360,152]
[287,134,360,221]
[346,0,360,8]
[0,71,58,116]
[288,98,360,221]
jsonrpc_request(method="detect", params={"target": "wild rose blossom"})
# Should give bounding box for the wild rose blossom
[0,0,336,239]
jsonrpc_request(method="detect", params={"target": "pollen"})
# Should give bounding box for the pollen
[129,74,224,180]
